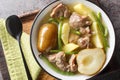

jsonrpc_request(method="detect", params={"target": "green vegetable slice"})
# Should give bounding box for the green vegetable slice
[71,29,81,35]
[97,12,102,21]
[92,12,105,34]
[58,21,63,50]
[65,51,78,54]
[59,16,65,21]
[50,50,61,53]
[91,12,109,51]
[97,12,108,37]
[48,18,59,25]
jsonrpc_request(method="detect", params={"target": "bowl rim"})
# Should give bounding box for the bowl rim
[30,0,116,79]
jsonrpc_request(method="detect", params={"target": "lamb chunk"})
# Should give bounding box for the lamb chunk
[55,51,66,63]
[80,27,91,35]
[47,54,56,63]
[47,51,78,72]
[47,51,68,71]
[77,36,90,48]
[69,12,92,30]
[68,54,78,72]
[78,27,92,48]
[50,3,71,18]
[55,51,68,71]
[81,16,92,26]
[54,52,78,72]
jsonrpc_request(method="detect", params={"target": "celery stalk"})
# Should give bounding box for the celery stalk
[50,50,61,53]
[48,18,59,25]
[97,12,102,21]
[65,51,78,54]
[58,21,63,50]
[71,29,81,35]
[97,12,108,37]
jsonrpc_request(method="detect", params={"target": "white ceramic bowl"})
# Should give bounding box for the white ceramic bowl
[30,0,115,80]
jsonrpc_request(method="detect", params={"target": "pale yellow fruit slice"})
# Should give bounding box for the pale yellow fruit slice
[63,43,79,52]
[91,22,103,48]
[76,48,106,75]
[61,22,70,45]
[74,3,91,15]
[73,3,95,21]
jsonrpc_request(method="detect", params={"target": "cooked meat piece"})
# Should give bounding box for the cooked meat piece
[47,51,78,72]
[69,12,92,30]
[78,26,92,48]
[50,3,71,18]
[47,51,68,71]
[64,8,71,18]
[69,33,80,43]
[80,27,91,35]
[47,54,56,63]
[55,51,68,71]
[77,36,90,48]
[68,54,78,72]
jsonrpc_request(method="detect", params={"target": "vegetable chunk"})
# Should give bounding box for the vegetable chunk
[63,43,79,52]
[91,22,103,48]
[76,48,106,75]
[61,22,70,45]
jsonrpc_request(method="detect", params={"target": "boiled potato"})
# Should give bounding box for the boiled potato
[37,23,58,52]
[76,48,106,75]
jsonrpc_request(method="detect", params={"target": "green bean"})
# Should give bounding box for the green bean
[58,21,63,50]
[50,50,61,53]
[97,12,108,37]
[48,18,59,24]
[92,12,109,51]
[71,29,81,35]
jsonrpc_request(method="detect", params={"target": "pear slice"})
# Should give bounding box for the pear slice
[63,43,79,53]
[73,3,95,21]
[61,22,70,45]
[76,48,106,75]
[91,22,103,48]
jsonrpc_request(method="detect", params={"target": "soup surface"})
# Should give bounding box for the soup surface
[37,3,108,76]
